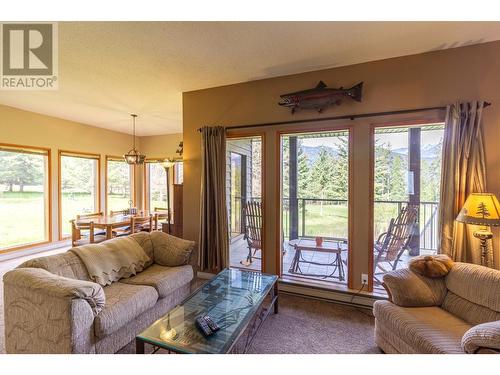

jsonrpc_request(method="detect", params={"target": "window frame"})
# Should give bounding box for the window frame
[368,117,445,293]
[143,158,179,212]
[0,142,52,253]
[104,155,135,214]
[58,149,101,240]
[276,126,353,288]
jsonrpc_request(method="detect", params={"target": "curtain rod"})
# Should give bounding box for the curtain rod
[197,102,492,132]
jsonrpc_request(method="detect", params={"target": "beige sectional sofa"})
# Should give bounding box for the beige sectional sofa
[374,262,500,354]
[3,231,197,354]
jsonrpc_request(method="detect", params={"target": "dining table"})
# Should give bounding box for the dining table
[76,211,156,240]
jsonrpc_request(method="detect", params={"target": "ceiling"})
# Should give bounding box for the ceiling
[1,21,500,136]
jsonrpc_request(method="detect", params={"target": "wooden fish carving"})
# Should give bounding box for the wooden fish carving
[278,81,363,114]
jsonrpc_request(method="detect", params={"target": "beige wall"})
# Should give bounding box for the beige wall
[0,104,181,244]
[183,40,500,290]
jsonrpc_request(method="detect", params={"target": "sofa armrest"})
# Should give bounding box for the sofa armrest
[382,268,447,307]
[462,321,500,354]
[3,268,105,353]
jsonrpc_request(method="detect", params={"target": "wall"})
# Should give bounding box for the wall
[183,40,500,290]
[0,104,181,247]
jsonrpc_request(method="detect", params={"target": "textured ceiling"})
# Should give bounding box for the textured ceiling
[1,21,500,135]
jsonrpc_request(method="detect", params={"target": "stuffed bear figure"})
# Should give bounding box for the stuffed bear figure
[409,254,454,278]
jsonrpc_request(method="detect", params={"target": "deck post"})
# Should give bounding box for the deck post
[408,128,421,256]
[289,136,299,239]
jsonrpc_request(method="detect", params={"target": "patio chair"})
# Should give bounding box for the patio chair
[373,204,418,282]
[241,201,262,266]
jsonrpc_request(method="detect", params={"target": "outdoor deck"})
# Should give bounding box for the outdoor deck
[229,236,435,288]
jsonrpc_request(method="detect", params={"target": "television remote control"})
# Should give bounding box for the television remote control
[203,315,220,332]
[195,316,213,337]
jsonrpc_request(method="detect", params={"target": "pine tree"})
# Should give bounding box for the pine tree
[297,144,311,198]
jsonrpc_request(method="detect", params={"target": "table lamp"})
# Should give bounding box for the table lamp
[455,193,500,267]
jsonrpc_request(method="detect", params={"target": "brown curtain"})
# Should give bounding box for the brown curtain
[438,101,487,264]
[198,126,229,272]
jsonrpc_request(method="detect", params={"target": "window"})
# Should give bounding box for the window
[145,161,169,210]
[279,130,350,286]
[59,151,100,238]
[106,157,134,213]
[174,161,183,184]
[226,136,263,271]
[372,123,444,291]
[0,144,51,250]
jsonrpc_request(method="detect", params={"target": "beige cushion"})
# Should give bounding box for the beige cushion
[120,264,193,298]
[150,231,195,267]
[18,251,91,281]
[94,283,158,338]
[446,263,500,312]
[373,300,471,353]
[462,320,500,353]
[129,232,155,267]
[382,268,447,307]
[4,267,105,316]
[442,291,500,326]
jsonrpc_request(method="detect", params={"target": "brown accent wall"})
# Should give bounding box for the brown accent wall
[183,41,500,288]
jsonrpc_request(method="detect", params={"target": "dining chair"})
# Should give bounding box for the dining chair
[70,219,106,247]
[153,207,169,230]
[131,214,154,234]
[76,212,106,236]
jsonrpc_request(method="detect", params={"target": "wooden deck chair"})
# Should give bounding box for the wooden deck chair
[241,201,262,266]
[373,204,418,281]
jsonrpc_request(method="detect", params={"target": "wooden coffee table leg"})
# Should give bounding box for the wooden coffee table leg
[136,338,145,354]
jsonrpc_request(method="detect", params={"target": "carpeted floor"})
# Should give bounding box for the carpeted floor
[247,294,380,354]
[1,251,379,354]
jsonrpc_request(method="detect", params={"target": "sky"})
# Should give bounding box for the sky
[299,128,444,150]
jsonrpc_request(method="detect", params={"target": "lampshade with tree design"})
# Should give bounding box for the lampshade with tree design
[456,193,500,226]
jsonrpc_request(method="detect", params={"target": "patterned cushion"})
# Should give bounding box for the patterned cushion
[442,292,500,326]
[120,264,193,298]
[94,283,158,338]
[382,268,447,307]
[150,231,195,267]
[462,320,500,353]
[373,300,471,353]
[446,263,500,312]
[129,232,155,267]
[18,251,91,281]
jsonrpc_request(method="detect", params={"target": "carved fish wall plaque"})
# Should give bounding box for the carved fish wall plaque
[278,81,363,114]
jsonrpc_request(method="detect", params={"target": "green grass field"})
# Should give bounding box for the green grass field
[0,191,47,248]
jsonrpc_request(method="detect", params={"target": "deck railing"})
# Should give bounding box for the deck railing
[231,196,439,251]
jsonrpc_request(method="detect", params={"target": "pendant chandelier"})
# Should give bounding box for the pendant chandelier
[123,114,146,165]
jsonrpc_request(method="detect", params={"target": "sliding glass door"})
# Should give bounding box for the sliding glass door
[280,130,350,286]
[226,136,263,271]
[372,123,444,291]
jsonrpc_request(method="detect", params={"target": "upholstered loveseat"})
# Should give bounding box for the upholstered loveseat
[3,231,196,354]
[374,262,500,354]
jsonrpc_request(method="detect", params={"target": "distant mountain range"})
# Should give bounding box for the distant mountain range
[299,143,441,164]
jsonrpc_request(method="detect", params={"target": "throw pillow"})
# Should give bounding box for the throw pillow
[409,254,454,278]
[150,231,195,267]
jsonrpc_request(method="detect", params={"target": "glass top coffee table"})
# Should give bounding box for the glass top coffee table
[136,268,279,354]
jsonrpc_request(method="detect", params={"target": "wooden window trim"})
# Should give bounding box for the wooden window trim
[104,155,135,214]
[368,117,445,292]
[0,143,52,253]
[276,126,353,288]
[58,150,101,240]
